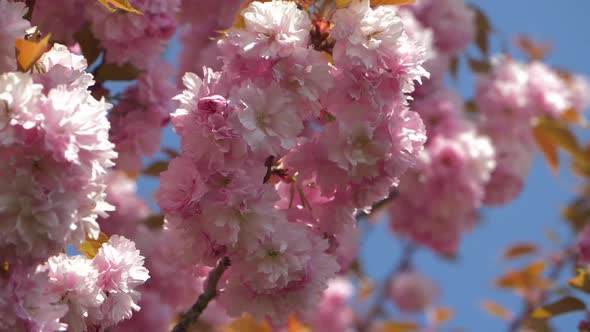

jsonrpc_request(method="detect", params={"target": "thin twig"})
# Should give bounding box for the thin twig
[171,257,231,332]
[357,243,417,332]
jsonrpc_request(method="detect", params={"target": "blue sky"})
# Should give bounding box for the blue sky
[132,1,590,330]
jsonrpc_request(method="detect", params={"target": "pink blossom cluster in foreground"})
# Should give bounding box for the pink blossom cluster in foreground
[0,1,150,328]
[155,0,428,323]
[1,235,148,331]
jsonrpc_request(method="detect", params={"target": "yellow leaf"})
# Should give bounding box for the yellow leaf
[220,315,271,332]
[568,268,590,294]
[531,296,586,319]
[15,34,51,72]
[482,300,513,321]
[79,232,109,259]
[428,306,454,325]
[97,0,142,14]
[380,320,419,332]
[533,116,582,173]
[502,243,539,260]
[496,261,552,291]
[288,315,311,332]
[561,108,587,125]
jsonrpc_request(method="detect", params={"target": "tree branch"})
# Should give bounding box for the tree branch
[171,256,231,332]
[357,243,417,332]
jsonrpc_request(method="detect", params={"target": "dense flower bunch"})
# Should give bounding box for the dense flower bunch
[0,43,115,268]
[476,57,590,205]
[3,0,590,330]
[0,1,150,329]
[387,0,590,255]
[30,0,180,173]
[157,0,428,322]
[389,0,496,254]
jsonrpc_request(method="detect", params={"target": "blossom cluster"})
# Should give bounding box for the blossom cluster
[0,43,115,268]
[476,57,590,205]
[1,235,149,331]
[30,0,180,173]
[389,0,497,254]
[0,1,150,329]
[157,0,428,323]
[388,0,590,255]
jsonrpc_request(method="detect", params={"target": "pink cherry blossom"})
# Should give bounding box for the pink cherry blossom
[389,270,439,313]
[0,0,30,74]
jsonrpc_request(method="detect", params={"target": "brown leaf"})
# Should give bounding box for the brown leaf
[467,57,491,73]
[96,63,142,82]
[516,35,552,61]
[531,296,586,319]
[143,160,169,176]
[503,243,539,260]
[74,24,101,66]
[79,232,109,259]
[471,5,493,55]
[380,320,419,332]
[482,300,513,321]
[144,215,164,230]
[533,116,581,172]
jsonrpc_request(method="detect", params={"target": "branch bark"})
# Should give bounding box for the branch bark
[171,256,231,332]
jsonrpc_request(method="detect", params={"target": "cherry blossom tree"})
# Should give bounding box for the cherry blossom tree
[2,0,590,331]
